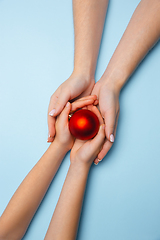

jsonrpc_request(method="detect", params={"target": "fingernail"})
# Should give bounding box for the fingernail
[98,158,102,162]
[95,157,102,162]
[47,134,54,142]
[110,134,114,143]
[94,162,98,166]
[66,102,70,107]
[49,109,56,117]
[100,124,105,130]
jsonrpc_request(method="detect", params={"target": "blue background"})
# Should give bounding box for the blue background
[0,0,160,239]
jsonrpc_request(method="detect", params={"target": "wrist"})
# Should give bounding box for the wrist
[50,139,70,156]
[70,160,91,176]
[101,67,128,92]
[98,74,122,95]
[72,66,95,83]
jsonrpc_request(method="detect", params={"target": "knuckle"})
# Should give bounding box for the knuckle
[50,94,58,103]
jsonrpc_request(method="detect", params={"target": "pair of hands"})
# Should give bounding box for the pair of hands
[54,95,105,166]
[48,71,120,162]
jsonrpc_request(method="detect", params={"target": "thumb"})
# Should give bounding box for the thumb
[58,102,71,125]
[104,109,116,143]
[91,80,101,96]
[89,124,105,154]
[47,116,56,142]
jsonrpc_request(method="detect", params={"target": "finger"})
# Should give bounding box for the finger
[71,95,97,112]
[71,95,97,103]
[48,89,60,114]
[94,158,99,165]
[97,139,113,161]
[47,116,56,142]
[93,99,99,105]
[47,91,60,141]
[91,81,100,96]
[88,124,105,155]
[104,108,116,143]
[87,105,104,125]
[58,102,71,127]
[114,110,120,138]
[49,90,70,117]
[96,110,119,161]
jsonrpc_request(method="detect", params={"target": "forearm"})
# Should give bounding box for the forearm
[102,0,160,90]
[73,0,108,79]
[0,141,67,240]
[45,162,90,240]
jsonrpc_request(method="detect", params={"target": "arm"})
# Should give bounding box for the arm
[92,0,160,162]
[103,0,160,90]
[73,0,108,78]
[0,96,96,240]
[0,143,68,240]
[45,107,105,240]
[44,161,90,240]
[48,0,108,142]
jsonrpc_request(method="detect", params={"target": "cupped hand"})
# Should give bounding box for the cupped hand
[48,72,95,142]
[91,79,120,162]
[70,105,105,167]
[54,95,98,151]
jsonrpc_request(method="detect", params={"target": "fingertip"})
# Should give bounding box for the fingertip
[47,135,54,143]
[106,131,115,142]
[101,124,105,129]
[59,101,71,123]
[66,101,70,108]
[91,124,105,149]
[94,157,101,165]
[109,133,115,143]
[92,94,97,98]
[105,126,114,142]
[49,109,56,117]
[93,99,99,105]
[49,106,62,118]
[94,125,105,142]
[103,110,116,142]
[94,162,99,166]
[92,94,98,100]
[94,158,99,165]
[98,158,102,162]
[65,102,71,113]
[99,124,105,134]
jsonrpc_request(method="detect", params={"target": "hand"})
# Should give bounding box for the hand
[54,95,98,151]
[91,79,120,162]
[48,72,95,142]
[70,105,105,168]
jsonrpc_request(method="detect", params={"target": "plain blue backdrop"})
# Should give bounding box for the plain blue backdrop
[0,0,160,239]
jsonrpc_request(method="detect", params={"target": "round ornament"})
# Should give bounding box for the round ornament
[69,109,99,140]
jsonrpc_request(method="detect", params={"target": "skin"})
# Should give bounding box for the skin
[92,0,160,163]
[48,0,160,164]
[45,110,105,240]
[0,95,98,240]
[47,0,109,142]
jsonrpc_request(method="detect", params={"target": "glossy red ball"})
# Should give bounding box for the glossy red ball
[69,109,99,140]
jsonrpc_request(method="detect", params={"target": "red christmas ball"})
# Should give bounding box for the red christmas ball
[69,109,99,140]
